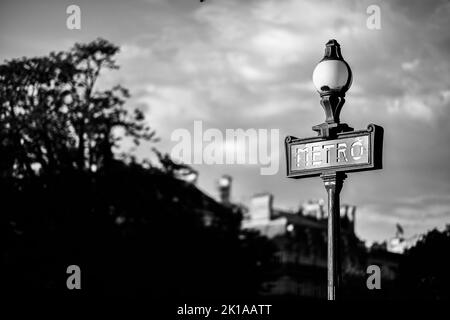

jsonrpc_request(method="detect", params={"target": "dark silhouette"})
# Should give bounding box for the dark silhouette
[398,226,450,300]
[0,39,275,299]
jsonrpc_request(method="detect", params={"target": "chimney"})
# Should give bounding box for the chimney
[318,198,325,219]
[218,175,232,205]
[350,205,356,232]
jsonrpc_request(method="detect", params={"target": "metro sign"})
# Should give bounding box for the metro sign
[285,124,383,178]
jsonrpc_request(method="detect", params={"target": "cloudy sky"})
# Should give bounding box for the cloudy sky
[1,0,449,243]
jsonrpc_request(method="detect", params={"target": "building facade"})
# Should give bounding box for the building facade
[241,193,399,299]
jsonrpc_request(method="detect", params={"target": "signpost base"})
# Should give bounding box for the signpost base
[321,172,346,300]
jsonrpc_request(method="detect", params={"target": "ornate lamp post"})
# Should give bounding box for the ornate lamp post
[312,39,353,138]
[312,39,352,301]
[285,39,383,301]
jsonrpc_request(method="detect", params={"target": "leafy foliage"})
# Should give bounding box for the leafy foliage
[0,38,156,178]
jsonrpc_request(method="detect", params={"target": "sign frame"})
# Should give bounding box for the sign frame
[285,123,383,179]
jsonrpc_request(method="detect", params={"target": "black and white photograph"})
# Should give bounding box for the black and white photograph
[1,0,449,317]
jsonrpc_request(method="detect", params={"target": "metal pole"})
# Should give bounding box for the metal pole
[321,172,346,300]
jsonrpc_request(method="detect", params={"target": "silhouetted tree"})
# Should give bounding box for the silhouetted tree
[399,226,450,300]
[0,38,156,178]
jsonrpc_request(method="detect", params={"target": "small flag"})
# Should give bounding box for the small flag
[395,223,404,237]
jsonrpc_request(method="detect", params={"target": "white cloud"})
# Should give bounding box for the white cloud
[251,28,307,67]
[387,95,433,121]
[401,59,420,71]
[357,201,450,243]
[119,44,153,60]
[136,84,212,135]
[226,52,274,82]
